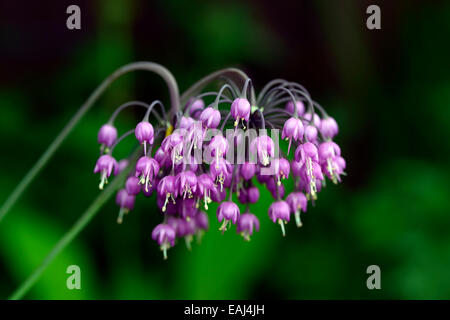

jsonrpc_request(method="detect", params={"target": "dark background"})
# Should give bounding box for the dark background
[1,0,449,299]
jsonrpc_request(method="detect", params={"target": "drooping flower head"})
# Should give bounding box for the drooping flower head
[92,68,345,259]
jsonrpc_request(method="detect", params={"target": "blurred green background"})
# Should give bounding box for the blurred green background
[1,0,450,299]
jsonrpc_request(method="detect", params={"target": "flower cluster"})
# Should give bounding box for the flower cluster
[93,73,346,259]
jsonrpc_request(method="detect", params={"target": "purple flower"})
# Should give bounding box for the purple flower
[285,100,305,116]
[240,162,256,180]
[282,117,304,154]
[272,158,290,185]
[115,189,135,224]
[195,211,209,231]
[175,170,197,198]
[268,200,291,236]
[291,160,303,177]
[125,176,141,195]
[135,121,154,145]
[151,224,176,260]
[179,198,198,219]
[94,154,118,190]
[135,156,160,192]
[295,142,318,163]
[208,135,229,168]
[217,201,240,232]
[179,116,195,129]
[211,185,227,202]
[210,158,230,191]
[250,136,275,166]
[286,192,307,227]
[98,124,118,149]
[157,175,176,212]
[320,116,339,139]
[303,112,321,128]
[266,178,285,199]
[231,98,251,126]
[199,107,221,129]
[304,125,318,142]
[237,213,260,241]
[238,186,260,204]
[318,141,341,160]
[196,174,215,209]
[187,98,205,117]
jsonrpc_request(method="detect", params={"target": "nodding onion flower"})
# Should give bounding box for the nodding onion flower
[93,64,346,259]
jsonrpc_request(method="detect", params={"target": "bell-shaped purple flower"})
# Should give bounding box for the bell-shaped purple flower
[285,100,305,116]
[195,211,209,231]
[135,156,160,193]
[175,170,197,199]
[94,154,118,190]
[98,124,118,149]
[291,160,303,177]
[217,201,240,232]
[187,98,205,118]
[272,158,291,185]
[286,192,307,227]
[303,112,321,128]
[211,185,227,202]
[282,117,304,154]
[250,136,275,166]
[238,186,260,204]
[199,107,221,129]
[125,176,141,196]
[304,125,318,142]
[295,142,319,163]
[237,213,260,241]
[268,200,291,236]
[157,175,176,212]
[208,135,229,168]
[231,98,251,127]
[151,224,176,260]
[135,121,154,146]
[179,116,195,129]
[210,158,230,191]
[320,116,339,139]
[240,162,256,180]
[115,189,135,224]
[179,197,198,219]
[196,174,215,209]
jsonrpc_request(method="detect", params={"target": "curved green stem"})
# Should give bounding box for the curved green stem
[180,68,252,106]
[0,62,179,224]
